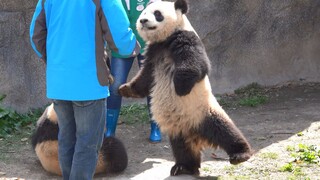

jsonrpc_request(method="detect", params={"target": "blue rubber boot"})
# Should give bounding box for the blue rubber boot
[149,120,162,143]
[105,109,120,137]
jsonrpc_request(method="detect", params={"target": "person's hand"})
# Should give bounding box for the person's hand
[108,74,114,85]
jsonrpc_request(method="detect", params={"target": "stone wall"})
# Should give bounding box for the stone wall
[0,0,47,113]
[1,0,320,113]
[188,0,320,93]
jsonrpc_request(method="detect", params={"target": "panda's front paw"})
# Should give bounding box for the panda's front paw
[118,84,142,98]
[174,79,193,96]
[229,151,252,165]
[175,86,192,96]
[170,164,199,176]
[173,72,196,96]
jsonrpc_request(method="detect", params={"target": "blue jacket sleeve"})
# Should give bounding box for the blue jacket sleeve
[100,0,140,56]
[30,0,47,60]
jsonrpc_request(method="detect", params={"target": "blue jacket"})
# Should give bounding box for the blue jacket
[30,0,140,101]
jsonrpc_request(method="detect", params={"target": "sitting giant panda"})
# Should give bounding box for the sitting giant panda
[31,103,128,176]
[119,0,253,176]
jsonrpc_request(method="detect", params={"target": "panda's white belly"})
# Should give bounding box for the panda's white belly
[150,63,216,136]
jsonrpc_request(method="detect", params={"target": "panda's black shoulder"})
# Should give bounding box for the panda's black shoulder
[145,41,166,62]
[164,30,210,68]
[145,30,206,66]
[167,30,200,43]
[165,30,203,51]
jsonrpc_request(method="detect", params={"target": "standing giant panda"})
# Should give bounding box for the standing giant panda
[31,103,128,175]
[119,0,253,176]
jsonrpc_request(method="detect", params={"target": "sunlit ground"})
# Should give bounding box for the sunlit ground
[99,121,320,180]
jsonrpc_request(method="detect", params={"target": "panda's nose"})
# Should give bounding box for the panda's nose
[140,19,148,24]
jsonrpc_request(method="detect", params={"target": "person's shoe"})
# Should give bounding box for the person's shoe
[105,109,120,137]
[149,120,162,143]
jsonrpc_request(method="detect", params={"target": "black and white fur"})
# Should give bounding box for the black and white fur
[119,0,252,176]
[31,104,128,175]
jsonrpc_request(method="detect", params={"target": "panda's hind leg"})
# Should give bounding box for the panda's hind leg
[199,115,252,165]
[169,134,201,176]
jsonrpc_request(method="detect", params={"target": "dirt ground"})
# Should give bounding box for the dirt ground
[0,82,319,180]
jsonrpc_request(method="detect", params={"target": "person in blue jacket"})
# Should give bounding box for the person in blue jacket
[30,0,140,179]
[105,0,162,143]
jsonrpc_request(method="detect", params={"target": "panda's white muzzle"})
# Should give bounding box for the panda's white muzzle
[139,19,157,30]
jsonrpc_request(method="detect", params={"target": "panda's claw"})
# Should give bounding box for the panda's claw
[229,151,252,165]
[170,164,199,176]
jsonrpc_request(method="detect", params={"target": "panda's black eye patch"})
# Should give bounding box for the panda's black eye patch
[154,10,164,22]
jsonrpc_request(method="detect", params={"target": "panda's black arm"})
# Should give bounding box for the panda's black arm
[119,61,154,98]
[131,61,154,97]
[169,30,210,96]
[173,68,200,96]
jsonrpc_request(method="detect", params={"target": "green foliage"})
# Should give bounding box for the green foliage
[201,166,211,173]
[297,132,304,136]
[234,83,268,107]
[238,96,268,107]
[280,143,319,178]
[234,83,264,96]
[296,144,320,164]
[0,95,42,137]
[216,96,233,108]
[286,145,295,152]
[280,162,294,172]
[280,163,303,176]
[119,103,149,124]
[0,94,6,101]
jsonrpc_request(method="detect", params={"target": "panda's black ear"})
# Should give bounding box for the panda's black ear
[174,0,188,14]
